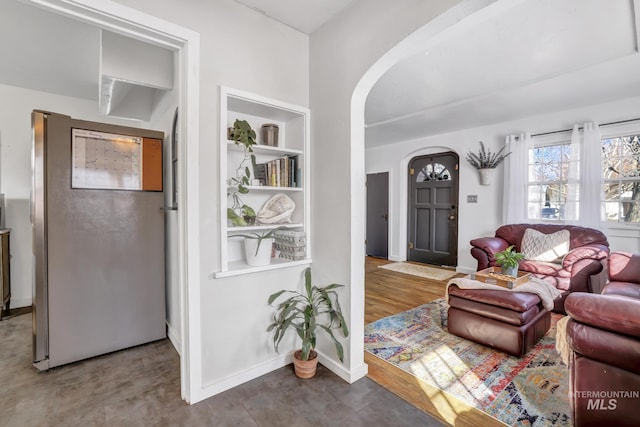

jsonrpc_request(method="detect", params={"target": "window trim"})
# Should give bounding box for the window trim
[526,123,640,227]
[528,134,573,223]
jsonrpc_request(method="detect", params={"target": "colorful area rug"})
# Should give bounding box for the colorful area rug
[378,262,457,281]
[364,299,570,426]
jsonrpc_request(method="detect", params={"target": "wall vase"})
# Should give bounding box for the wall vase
[478,168,494,186]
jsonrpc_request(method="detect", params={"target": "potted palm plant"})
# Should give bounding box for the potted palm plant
[466,141,510,185]
[495,245,524,277]
[267,267,349,378]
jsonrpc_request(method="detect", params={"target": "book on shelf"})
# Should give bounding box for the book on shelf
[280,157,288,188]
[253,163,267,186]
[253,155,300,188]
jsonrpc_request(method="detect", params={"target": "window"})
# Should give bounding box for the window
[526,130,640,224]
[602,134,640,223]
[416,162,451,182]
[527,141,575,220]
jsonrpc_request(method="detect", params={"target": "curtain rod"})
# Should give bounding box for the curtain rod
[532,117,640,138]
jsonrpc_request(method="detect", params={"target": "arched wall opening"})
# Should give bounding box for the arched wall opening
[347,0,524,373]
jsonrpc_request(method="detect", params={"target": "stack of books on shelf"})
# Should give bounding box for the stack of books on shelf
[274,230,306,261]
[253,155,300,188]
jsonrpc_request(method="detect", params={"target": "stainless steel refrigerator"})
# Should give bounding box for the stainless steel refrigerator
[31,111,166,370]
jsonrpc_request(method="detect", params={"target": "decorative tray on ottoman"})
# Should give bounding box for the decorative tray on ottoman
[469,267,530,289]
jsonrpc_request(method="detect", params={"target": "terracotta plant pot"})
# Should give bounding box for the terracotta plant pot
[293,350,318,378]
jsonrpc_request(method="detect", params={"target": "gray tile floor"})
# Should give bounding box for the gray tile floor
[1,313,443,426]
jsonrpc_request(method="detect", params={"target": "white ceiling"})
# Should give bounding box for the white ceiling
[1,0,639,148]
[365,0,640,146]
[232,0,356,34]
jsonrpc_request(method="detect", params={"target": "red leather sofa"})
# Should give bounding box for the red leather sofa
[565,252,640,426]
[470,224,609,313]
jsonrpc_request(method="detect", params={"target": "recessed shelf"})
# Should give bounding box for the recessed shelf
[219,86,310,276]
[227,223,303,233]
[213,258,312,278]
[227,141,302,156]
[227,185,302,192]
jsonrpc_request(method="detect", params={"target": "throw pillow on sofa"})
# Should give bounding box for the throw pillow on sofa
[521,228,570,263]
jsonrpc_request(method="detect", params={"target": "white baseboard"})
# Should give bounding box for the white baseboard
[317,350,368,383]
[166,321,181,355]
[9,297,31,309]
[388,255,405,262]
[191,353,293,403]
[190,351,369,404]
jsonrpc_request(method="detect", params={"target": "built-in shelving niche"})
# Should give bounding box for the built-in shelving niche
[214,87,311,278]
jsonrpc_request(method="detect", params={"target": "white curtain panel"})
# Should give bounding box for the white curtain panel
[581,122,606,231]
[565,125,581,221]
[503,133,532,224]
[567,122,606,231]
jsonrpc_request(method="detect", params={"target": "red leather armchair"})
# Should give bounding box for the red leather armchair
[470,224,609,313]
[602,251,640,299]
[565,291,640,427]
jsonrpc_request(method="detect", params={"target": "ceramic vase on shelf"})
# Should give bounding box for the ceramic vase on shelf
[478,168,494,186]
[244,237,273,266]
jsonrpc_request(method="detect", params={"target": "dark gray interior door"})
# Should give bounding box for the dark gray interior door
[366,172,389,258]
[407,153,459,266]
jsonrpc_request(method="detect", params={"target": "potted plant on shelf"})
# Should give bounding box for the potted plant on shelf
[495,245,524,277]
[465,141,510,185]
[227,119,257,225]
[267,267,349,378]
[230,227,282,266]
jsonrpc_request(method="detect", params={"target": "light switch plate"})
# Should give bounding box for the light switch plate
[467,195,478,203]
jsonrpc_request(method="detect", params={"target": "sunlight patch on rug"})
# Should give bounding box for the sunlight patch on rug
[364,299,570,427]
[378,262,457,281]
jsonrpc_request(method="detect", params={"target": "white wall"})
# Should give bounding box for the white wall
[310,0,476,380]
[0,83,145,308]
[114,0,310,396]
[367,95,640,273]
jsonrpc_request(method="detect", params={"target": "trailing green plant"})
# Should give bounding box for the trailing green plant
[267,267,349,362]
[227,206,255,227]
[227,119,257,221]
[495,245,524,269]
[466,141,511,169]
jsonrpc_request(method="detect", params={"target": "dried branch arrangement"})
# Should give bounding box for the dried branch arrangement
[466,141,511,169]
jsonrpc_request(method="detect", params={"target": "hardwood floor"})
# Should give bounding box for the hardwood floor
[365,257,451,324]
[364,257,504,427]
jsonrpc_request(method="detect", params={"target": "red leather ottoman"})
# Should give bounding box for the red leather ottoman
[447,284,551,357]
